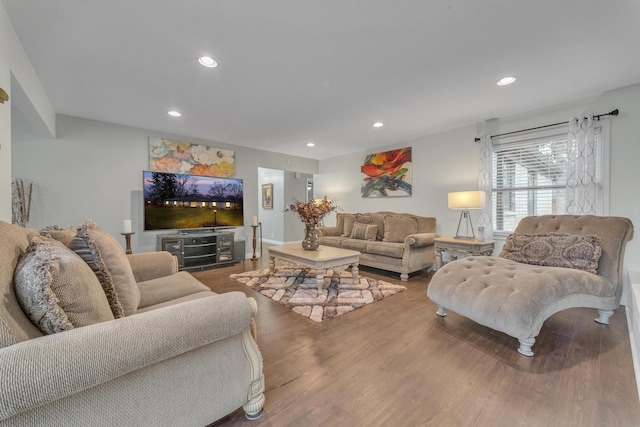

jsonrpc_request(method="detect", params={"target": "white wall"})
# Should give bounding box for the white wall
[0,2,55,222]
[317,83,640,301]
[316,123,482,238]
[12,115,318,254]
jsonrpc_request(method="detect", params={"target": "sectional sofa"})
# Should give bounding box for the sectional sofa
[317,212,437,280]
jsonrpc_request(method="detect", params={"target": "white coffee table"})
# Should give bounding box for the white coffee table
[268,244,360,293]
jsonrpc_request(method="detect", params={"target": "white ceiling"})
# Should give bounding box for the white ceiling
[4,0,640,160]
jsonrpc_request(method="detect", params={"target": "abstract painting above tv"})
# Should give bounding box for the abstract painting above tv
[143,171,244,231]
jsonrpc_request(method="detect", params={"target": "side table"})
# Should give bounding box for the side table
[434,237,495,270]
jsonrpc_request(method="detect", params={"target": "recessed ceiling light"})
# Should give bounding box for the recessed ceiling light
[306,142,315,147]
[372,122,384,128]
[497,76,516,86]
[198,56,218,68]
[168,110,182,117]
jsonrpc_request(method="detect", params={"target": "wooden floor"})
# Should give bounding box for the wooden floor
[194,259,640,427]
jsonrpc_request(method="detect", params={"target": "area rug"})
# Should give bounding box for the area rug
[229,267,406,322]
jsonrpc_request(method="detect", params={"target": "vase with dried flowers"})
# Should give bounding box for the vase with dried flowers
[12,178,33,228]
[285,197,338,250]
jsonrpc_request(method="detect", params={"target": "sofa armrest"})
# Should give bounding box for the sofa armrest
[405,232,437,248]
[317,226,340,237]
[0,292,255,421]
[128,251,178,282]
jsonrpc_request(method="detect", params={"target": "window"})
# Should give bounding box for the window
[491,122,608,236]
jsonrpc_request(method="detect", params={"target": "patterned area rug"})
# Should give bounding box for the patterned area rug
[229,267,407,322]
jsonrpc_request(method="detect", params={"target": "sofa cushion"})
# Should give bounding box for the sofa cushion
[137,271,212,309]
[383,215,418,243]
[341,215,357,237]
[356,214,373,224]
[341,238,369,252]
[499,232,602,274]
[14,236,115,335]
[318,236,347,247]
[366,241,405,258]
[68,227,126,318]
[350,223,378,241]
[370,213,387,241]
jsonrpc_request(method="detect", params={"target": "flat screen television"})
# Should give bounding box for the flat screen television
[143,171,244,231]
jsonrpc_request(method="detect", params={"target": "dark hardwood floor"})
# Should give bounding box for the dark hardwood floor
[194,258,640,427]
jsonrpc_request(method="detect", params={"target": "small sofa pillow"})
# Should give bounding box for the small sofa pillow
[350,223,378,241]
[68,226,126,318]
[383,215,418,243]
[499,232,602,274]
[40,224,79,246]
[14,235,115,335]
[341,215,357,237]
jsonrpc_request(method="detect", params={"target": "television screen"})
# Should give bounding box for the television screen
[143,171,244,231]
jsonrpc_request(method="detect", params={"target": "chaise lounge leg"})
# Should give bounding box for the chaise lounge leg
[436,305,446,317]
[595,309,614,325]
[400,273,409,282]
[517,338,535,357]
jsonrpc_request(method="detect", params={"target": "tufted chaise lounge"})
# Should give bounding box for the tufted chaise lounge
[426,215,634,356]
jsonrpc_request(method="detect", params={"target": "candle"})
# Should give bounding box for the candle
[252,216,258,226]
[123,220,132,234]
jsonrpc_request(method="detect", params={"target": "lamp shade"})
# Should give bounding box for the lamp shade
[448,190,486,210]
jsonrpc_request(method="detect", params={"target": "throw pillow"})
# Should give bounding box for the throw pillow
[40,224,79,246]
[350,223,378,241]
[74,221,140,315]
[14,236,115,335]
[382,215,418,243]
[341,215,357,237]
[68,226,126,318]
[499,232,602,274]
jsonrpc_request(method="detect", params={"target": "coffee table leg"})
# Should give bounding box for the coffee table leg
[269,256,275,273]
[316,270,324,293]
[351,262,359,283]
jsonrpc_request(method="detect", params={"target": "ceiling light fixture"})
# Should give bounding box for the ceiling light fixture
[306,142,315,147]
[168,110,182,117]
[198,56,218,68]
[372,122,384,128]
[497,76,516,86]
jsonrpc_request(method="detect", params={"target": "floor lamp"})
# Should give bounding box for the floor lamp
[448,190,486,240]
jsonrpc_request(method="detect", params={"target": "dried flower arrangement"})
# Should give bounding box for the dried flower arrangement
[12,178,33,227]
[285,197,338,226]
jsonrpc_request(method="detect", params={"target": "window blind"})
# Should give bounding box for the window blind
[492,136,568,233]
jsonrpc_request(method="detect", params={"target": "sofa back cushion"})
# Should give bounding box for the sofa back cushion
[383,215,419,243]
[14,236,115,334]
[0,221,45,348]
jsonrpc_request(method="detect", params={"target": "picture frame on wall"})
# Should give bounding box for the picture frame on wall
[262,183,273,209]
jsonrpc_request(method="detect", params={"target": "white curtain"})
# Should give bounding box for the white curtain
[476,132,493,241]
[566,115,601,215]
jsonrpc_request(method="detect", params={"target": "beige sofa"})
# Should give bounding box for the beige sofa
[0,220,265,426]
[317,212,437,281]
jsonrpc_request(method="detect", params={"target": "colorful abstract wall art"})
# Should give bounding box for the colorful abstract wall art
[361,147,412,198]
[149,137,236,177]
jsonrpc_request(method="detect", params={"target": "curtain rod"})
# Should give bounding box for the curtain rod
[474,109,619,142]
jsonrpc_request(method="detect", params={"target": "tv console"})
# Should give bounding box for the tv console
[157,231,235,271]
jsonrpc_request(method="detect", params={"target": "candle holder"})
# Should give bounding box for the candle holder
[251,225,260,260]
[120,232,135,255]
